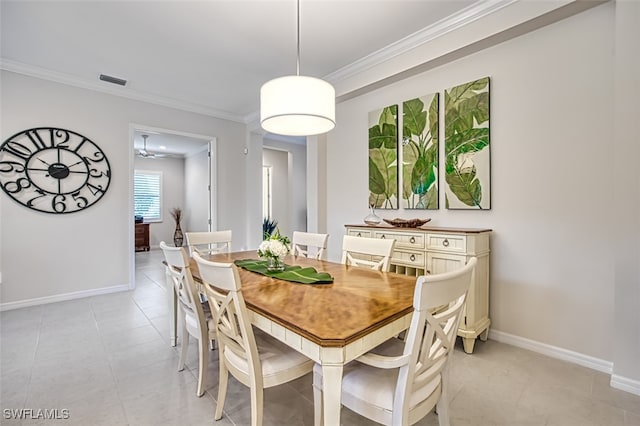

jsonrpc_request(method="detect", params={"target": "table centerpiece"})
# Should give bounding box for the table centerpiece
[258,228,290,272]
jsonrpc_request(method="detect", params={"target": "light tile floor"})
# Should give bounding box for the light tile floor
[1,249,639,425]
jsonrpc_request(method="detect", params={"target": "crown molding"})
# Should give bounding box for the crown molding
[244,110,262,129]
[0,59,246,123]
[324,0,518,85]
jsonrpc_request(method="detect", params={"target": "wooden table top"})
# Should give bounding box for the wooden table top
[190,250,416,348]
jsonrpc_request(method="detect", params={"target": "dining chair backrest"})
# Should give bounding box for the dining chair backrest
[292,231,329,260]
[193,252,314,426]
[314,257,477,426]
[394,257,477,425]
[192,253,261,386]
[185,230,232,256]
[160,241,202,322]
[341,234,395,271]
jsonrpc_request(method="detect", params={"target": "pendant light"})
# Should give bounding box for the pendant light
[260,0,335,136]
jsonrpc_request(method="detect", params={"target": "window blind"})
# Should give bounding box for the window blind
[134,170,162,222]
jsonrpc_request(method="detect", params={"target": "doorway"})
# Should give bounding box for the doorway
[129,124,216,287]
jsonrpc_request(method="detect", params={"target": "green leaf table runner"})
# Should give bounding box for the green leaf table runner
[234,259,334,284]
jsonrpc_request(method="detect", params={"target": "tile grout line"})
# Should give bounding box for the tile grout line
[93,289,136,425]
[21,307,44,414]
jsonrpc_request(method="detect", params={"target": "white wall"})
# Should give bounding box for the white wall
[263,137,307,238]
[134,156,185,247]
[246,132,264,250]
[263,148,289,236]
[0,71,247,306]
[325,3,617,363]
[612,0,640,390]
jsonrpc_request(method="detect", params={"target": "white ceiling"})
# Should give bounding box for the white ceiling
[3,1,601,155]
[133,130,210,157]
[1,0,477,123]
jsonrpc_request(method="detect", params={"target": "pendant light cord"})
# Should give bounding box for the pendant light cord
[296,0,300,76]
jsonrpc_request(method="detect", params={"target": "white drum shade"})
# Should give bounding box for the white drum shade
[260,75,335,136]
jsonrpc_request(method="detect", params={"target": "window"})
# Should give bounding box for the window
[134,170,162,222]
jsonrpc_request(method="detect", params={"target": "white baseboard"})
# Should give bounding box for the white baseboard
[0,284,131,311]
[489,329,613,374]
[611,374,640,396]
[490,330,640,396]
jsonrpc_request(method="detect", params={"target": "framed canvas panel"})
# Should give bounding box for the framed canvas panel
[444,77,491,209]
[402,93,439,209]
[368,104,398,209]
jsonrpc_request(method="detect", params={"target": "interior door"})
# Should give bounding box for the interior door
[184,142,214,232]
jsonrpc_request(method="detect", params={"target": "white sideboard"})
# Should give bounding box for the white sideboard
[344,224,491,354]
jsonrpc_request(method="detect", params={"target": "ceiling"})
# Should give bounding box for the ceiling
[1,0,478,124]
[133,130,210,158]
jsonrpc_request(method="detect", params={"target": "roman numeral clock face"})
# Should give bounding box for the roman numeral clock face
[0,127,111,214]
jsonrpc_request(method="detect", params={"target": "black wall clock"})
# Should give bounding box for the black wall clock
[0,127,111,214]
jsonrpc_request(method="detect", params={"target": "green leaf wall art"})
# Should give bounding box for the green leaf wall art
[402,93,439,209]
[444,77,491,209]
[368,104,398,209]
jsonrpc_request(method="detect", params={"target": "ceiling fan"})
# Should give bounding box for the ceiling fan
[137,134,167,159]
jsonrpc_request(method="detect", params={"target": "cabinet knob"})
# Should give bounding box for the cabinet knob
[409,254,416,261]
[409,236,416,244]
[426,270,431,274]
[443,239,450,247]
[380,234,386,239]
[357,233,361,237]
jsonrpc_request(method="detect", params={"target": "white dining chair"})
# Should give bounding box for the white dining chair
[185,230,232,256]
[313,257,477,426]
[192,253,314,426]
[341,234,395,271]
[160,241,215,397]
[292,231,329,260]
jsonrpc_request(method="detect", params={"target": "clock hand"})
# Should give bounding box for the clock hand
[67,160,86,168]
[38,158,52,166]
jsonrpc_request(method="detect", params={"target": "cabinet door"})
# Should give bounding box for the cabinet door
[426,252,466,275]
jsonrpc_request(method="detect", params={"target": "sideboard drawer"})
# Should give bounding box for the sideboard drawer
[426,233,466,253]
[373,230,425,250]
[391,249,426,268]
[347,229,372,238]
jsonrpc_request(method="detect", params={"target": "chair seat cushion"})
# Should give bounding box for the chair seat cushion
[225,328,313,386]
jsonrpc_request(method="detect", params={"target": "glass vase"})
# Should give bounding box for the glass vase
[364,205,382,226]
[267,256,285,272]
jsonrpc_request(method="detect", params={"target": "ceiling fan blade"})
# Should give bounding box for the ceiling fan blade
[137,149,154,158]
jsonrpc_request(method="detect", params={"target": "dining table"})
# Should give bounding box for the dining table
[165,250,417,426]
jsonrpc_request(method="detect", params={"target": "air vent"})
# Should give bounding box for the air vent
[99,74,127,86]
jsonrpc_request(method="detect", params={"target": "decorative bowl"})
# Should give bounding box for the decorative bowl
[383,218,431,228]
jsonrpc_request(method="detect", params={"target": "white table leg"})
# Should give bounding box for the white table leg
[321,363,343,426]
[165,266,177,347]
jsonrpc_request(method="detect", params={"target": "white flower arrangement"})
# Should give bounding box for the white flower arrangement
[257,228,290,260]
